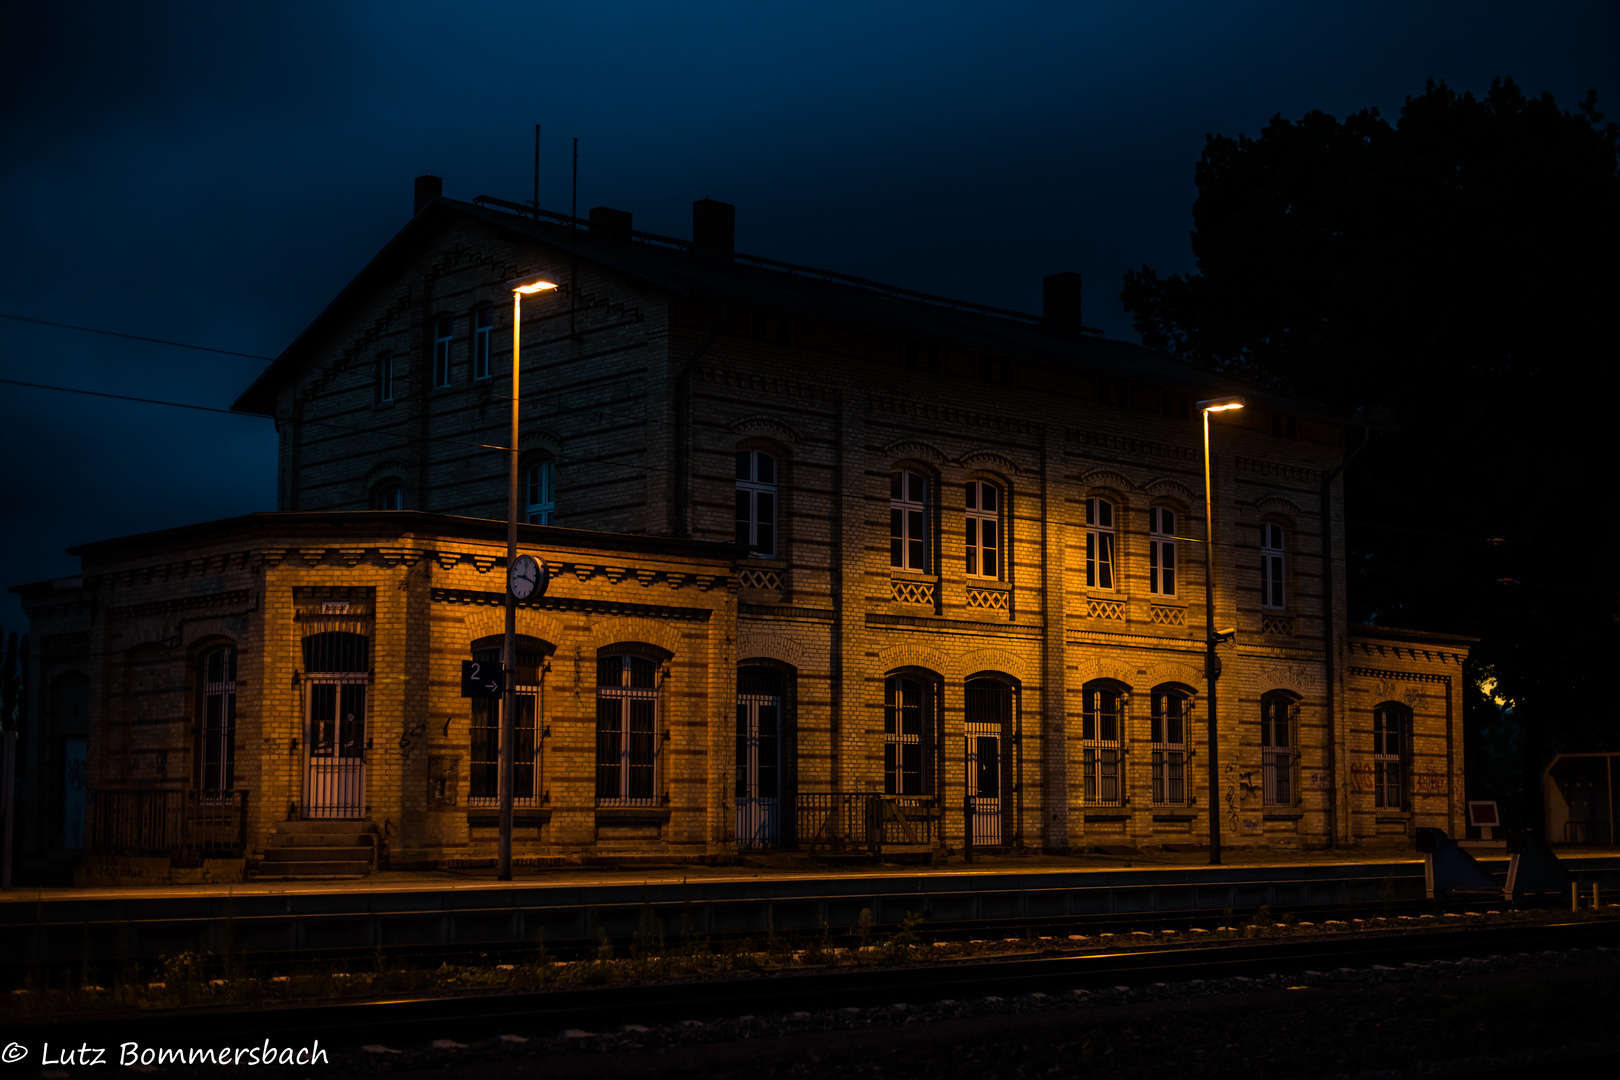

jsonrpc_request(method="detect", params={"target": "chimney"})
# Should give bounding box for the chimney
[588,205,633,240]
[692,198,735,258]
[1042,272,1083,333]
[414,175,443,216]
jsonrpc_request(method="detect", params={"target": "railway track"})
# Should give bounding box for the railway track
[6,915,1616,1055]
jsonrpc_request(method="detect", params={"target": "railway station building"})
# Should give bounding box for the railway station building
[13,177,1471,881]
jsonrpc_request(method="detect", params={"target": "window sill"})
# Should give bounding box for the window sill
[467,808,551,826]
[1151,813,1195,822]
[1262,812,1303,822]
[1083,812,1130,822]
[596,806,672,823]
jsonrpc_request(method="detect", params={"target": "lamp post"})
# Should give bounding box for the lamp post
[1197,395,1244,866]
[498,275,556,882]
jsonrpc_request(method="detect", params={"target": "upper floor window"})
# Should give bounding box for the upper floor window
[1261,692,1295,806]
[1261,524,1286,609]
[373,484,405,511]
[736,451,777,558]
[965,481,1000,578]
[376,353,395,403]
[883,674,932,795]
[1081,682,1125,805]
[1084,498,1115,589]
[1150,686,1189,805]
[433,315,454,387]
[1373,703,1408,810]
[1149,506,1177,596]
[596,654,658,805]
[472,305,494,380]
[526,459,555,525]
[890,470,929,573]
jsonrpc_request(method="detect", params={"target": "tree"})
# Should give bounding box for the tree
[1121,78,1620,826]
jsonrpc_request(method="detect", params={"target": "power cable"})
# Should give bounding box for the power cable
[0,312,277,362]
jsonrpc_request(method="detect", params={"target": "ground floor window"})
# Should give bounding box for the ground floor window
[1261,692,1296,806]
[1373,703,1408,809]
[597,654,658,805]
[884,675,932,795]
[1150,686,1188,805]
[468,648,541,806]
[1081,682,1125,805]
[197,645,236,794]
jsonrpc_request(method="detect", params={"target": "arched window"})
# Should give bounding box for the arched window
[890,470,929,572]
[597,653,659,805]
[432,315,454,387]
[1150,685,1190,805]
[526,458,555,524]
[1084,498,1116,589]
[1081,681,1127,805]
[372,483,405,511]
[1261,523,1286,609]
[965,677,1013,845]
[1373,703,1409,809]
[736,665,784,848]
[197,646,237,795]
[468,646,542,805]
[883,673,934,795]
[736,450,777,557]
[965,481,1000,578]
[1149,506,1176,596]
[1261,692,1297,806]
[471,305,494,380]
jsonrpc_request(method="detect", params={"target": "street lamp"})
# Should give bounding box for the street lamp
[499,275,556,882]
[1197,395,1244,866]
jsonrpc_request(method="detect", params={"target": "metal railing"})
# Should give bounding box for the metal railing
[794,793,938,852]
[86,789,249,857]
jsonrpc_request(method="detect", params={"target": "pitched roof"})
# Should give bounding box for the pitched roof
[233,195,1347,421]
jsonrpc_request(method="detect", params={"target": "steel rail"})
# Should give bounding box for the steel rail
[6,918,1615,1053]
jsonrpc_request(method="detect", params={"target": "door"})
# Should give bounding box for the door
[735,692,780,849]
[304,677,367,818]
[966,729,1001,846]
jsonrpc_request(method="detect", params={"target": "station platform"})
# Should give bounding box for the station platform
[5,845,1618,967]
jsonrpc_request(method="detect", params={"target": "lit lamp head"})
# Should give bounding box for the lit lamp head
[508,276,558,295]
[1196,395,1245,414]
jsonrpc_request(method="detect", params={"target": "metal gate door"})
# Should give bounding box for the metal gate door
[735,692,780,848]
[304,676,367,818]
[966,730,1001,846]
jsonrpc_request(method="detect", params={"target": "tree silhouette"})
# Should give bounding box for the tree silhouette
[1121,78,1620,825]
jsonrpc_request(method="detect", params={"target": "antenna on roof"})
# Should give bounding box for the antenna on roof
[571,137,578,226]
[531,124,541,220]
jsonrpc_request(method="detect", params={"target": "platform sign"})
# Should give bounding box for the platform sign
[1467,799,1500,840]
[460,660,506,699]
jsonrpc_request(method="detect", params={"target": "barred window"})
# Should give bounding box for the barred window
[198,646,237,793]
[1081,682,1125,805]
[1150,686,1189,805]
[376,353,395,403]
[890,470,929,572]
[1149,506,1176,596]
[736,451,777,558]
[1373,703,1408,810]
[468,648,541,806]
[965,481,1000,578]
[1084,498,1115,589]
[597,655,658,805]
[1261,692,1296,806]
[883,675,931,795]
[1261,524,1286,610]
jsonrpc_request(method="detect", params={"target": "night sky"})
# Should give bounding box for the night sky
[2,1,1615,633]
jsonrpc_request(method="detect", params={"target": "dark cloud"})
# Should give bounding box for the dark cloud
[2,1,1616,631]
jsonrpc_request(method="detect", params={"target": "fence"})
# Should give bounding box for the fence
[86,789,249,857]
[794,792,938,852]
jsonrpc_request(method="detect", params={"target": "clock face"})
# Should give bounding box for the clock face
[509,554,544,599]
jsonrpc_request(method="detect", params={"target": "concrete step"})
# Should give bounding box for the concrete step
[252,860,373,877]
[261,845,373,862]
[272,819,375,835]
[268,832,376,848]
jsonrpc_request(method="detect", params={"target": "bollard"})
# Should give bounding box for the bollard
[1572,882,1580,912]
[1595,883,1602,909]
